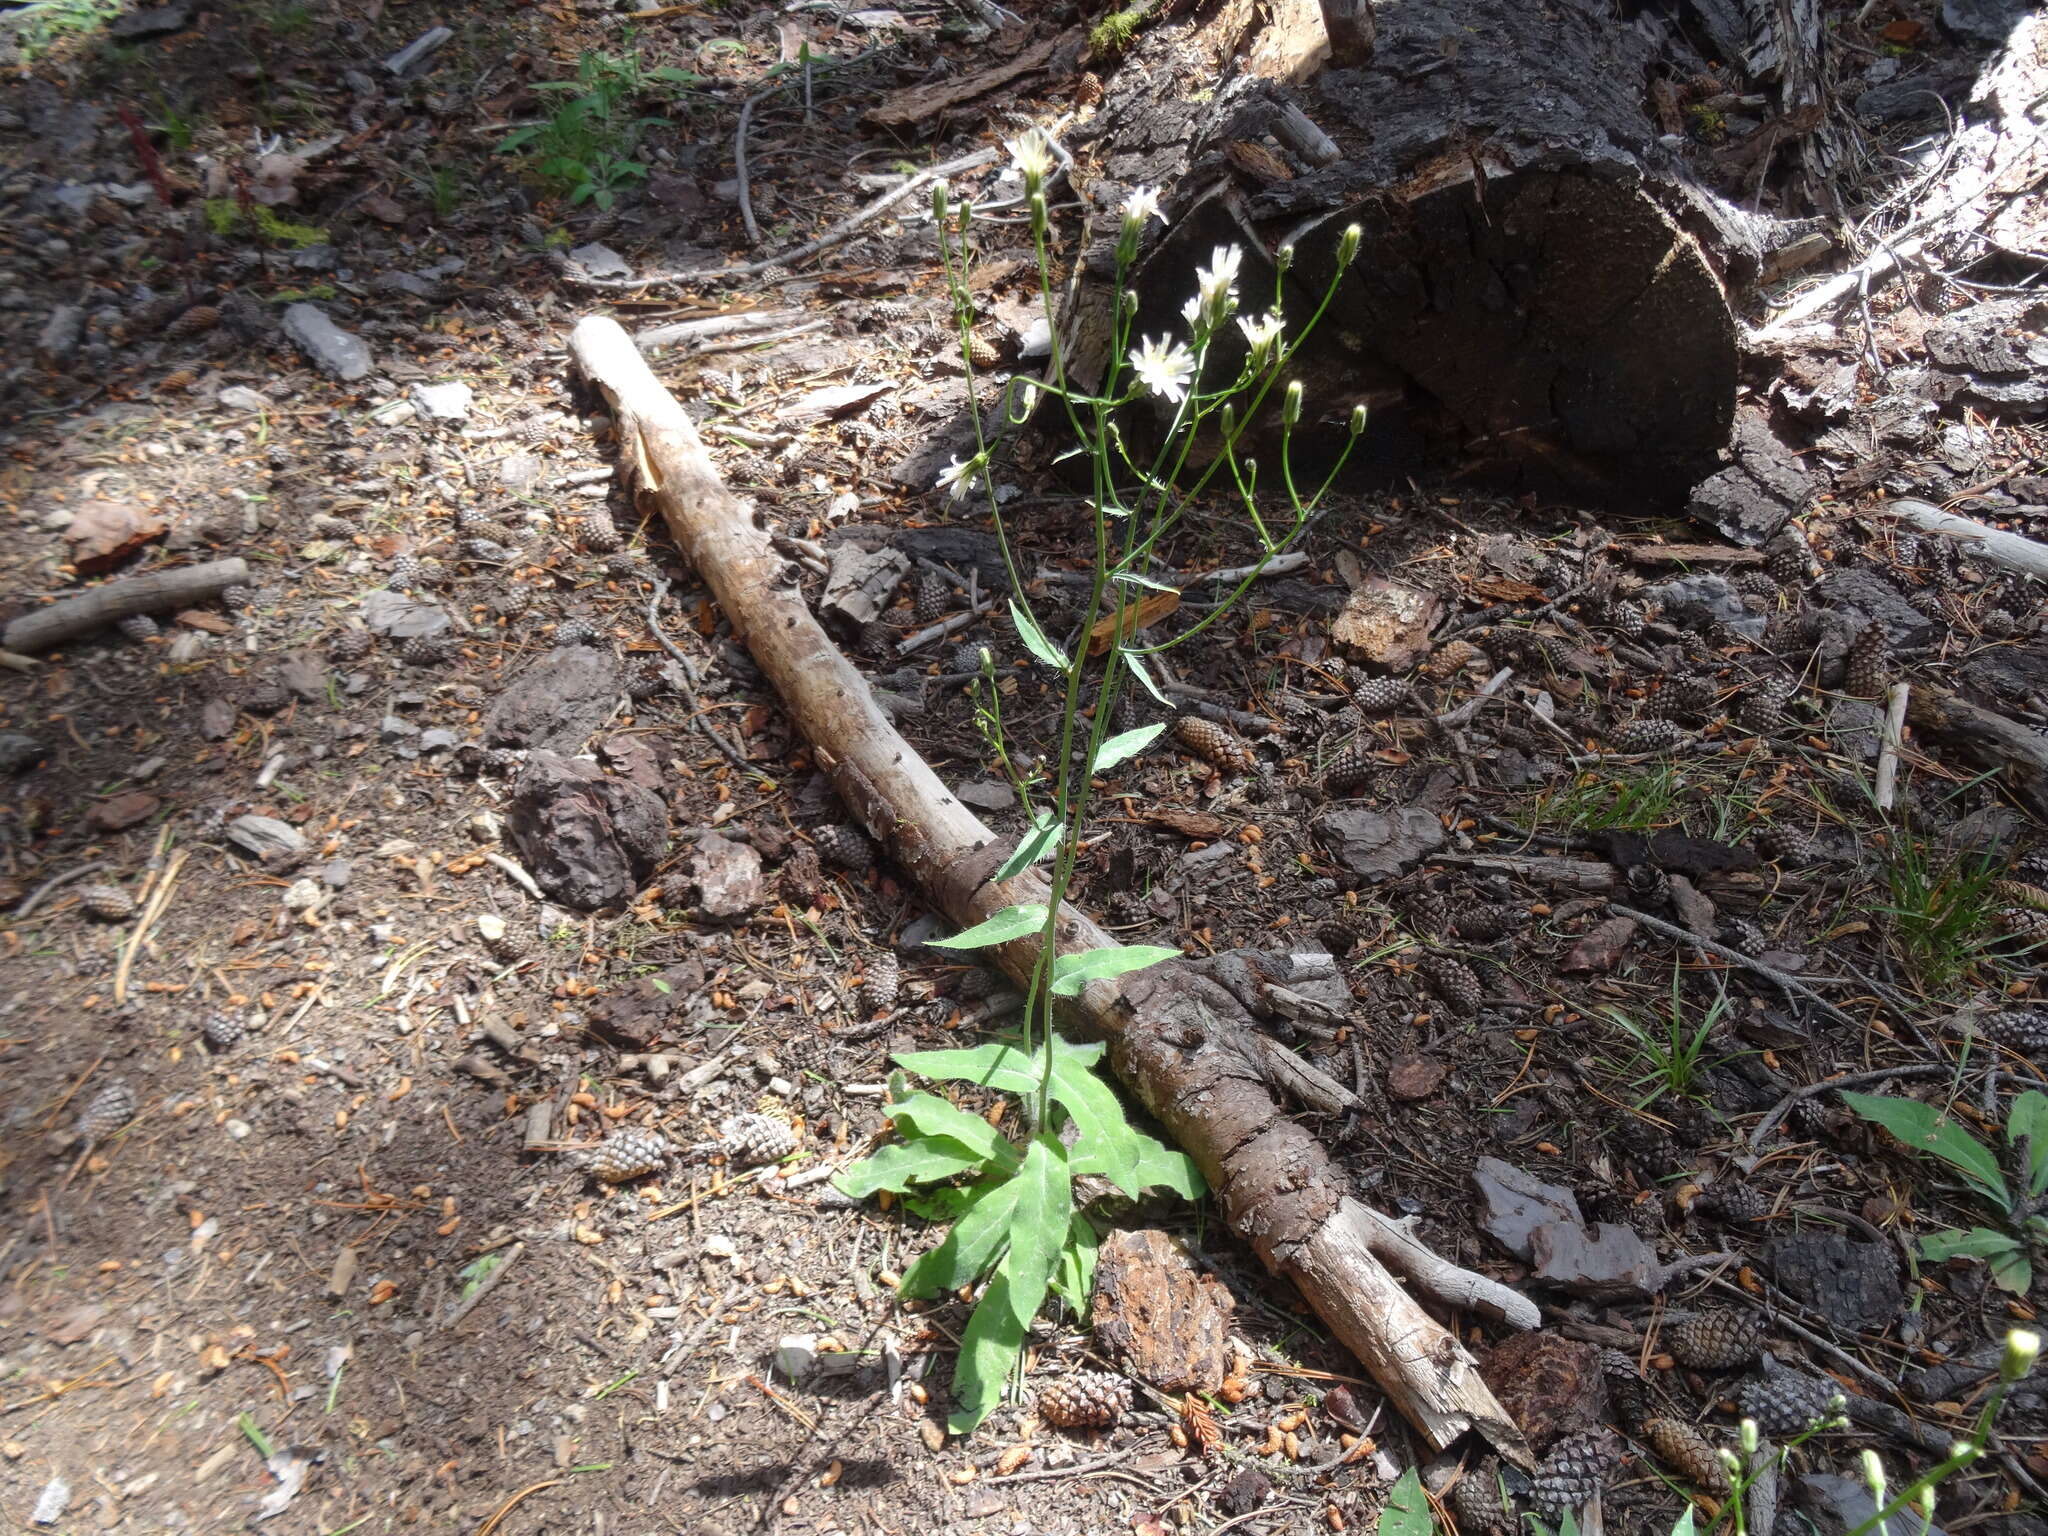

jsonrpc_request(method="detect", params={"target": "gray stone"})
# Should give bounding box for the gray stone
[496,454,542,491]
[379,715,419,744]
[955,779,1016,812]
[318,859,352,888]
[419,729,458,751]
[410,381,473,421]
[1644,572,1765,641]
[1818,567,1936,648]
[37,304,83,362]
[108,0,193,38]
[1473,1158,1583,1262]
[1940,0,2031,42]
[1792,1475,1949,1536]
[691,833,763,919]
[485,647,622,754]
[1314,807,1446,880]
[225,814,307,866]
[281,303,372,382]
[217,385,270,412]
[0,732,43,774]
[569,243,630,279]
[506,751,668,910]
[360,590,449,639]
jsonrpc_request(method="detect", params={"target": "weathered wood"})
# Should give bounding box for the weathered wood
[567,314,1537,1463]
[1884,498,2048,583]
[3,558,249,654]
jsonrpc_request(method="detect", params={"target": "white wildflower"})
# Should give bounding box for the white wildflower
[1184,243,1244,331]
[1005,129,1057,191]
[935,455,985,503]
[1128,334,1197,404]
[1236,309,1284,367]
[1120,185,1162,232]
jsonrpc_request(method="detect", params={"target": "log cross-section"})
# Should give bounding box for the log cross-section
[568,314,1534,1462]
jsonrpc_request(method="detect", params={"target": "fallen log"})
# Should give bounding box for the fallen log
[3,557,249,655]
[1883,499,2048,584]
[567,314,1536,1463]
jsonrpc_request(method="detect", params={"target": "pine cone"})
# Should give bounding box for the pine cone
[490,581,535,619]
[604,552,648,583]
[117,613,160,641]
[1172,716,1254,775]
[718,1111,797,1167]
[1607,599,1647,638]
[1449,1463,1512,1536]
[387,554,426,591]
[1607,717,1685,754]
[1717,916,1769,955]
[219,583,254,611]
[778,845,823,905]
[1752,825,1815,866]
[859,952,901,1014]
[1738,1368,1836,1439]
[1529,1430,1618,1525]
[572,513,622,554]
[1982,1010,2048,1056]
[1666,1310,1764,1370]
[518,416,551,448]
[1844,624,1890,698]
[166,303,220,339]
[243,677,290,715]
[202,1011,244,1050]
[1733,570,1781,600]
[555,619,602,648]
[813,823,874,874]
[1698,1179,1770,1224]
[1737,681,1793,735]
[1984,608,2019,638]
[1421,954,1483,1017]
[914,572,950,624]
[1764,533,1811,587]
[1602,1351,1654,1433]
[329,628,373,663]
[1625,863,1670,905]
[583,1127,670,1183]
[948,641,990,676]
[1641,1417,1730,1496]
[1036,1371,1131,1429]
[481,923,529,965]
[401,634,445,667]
[1324,743,1373,796]
[78,883,135,921]
[1315,915,1362,956]
[1994,906,2048,945]
[311,512,358,540]
[76,1079,137,1143]
[1453,905,1518,943]
[1350,677,1412,716]
[1651,674,1717,720]
[2015,849,2048,886]
[627,658,670,701]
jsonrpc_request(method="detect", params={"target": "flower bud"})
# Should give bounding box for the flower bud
[2002,1328,2040,1382]
[1121,289,1139,318]
[1916,1486,1936,1519]
[1221,402,1237,438]
[1860,1451,1887,1500]
[931,184,949,221]
[1739,1419,1760,1456]
[1349,403,1368,437]
[1277,243,1295,274]
[1336,224,1362,269]
[1718,1448,1742,1477]
[1029,191,1048,233]
[1282,380,1303,427]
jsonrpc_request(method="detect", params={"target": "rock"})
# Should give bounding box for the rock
[410,381,473,421]
[597,734,664,792]
[1560,916,1637,973]
[359,590,449,639]
[379,715,419,744]
[1529,1219,1664,1301]
[1330,577,1442,671]
[1482,1332,1606,1455]
[200,699,236,740]
[225,814,307,866]
[1793,1474,1950,1536]
[1817,568,1936,649]
[88,790,159,832]
[281,303,372,382]
[65,499,166,574]
[217,385,270,412]
[585,962,703,1050]
[956,778,1016,812]
[774,1334,818,1382]
[318,859,352,888]
[690,833,763,919]
[0,733,44,773]
[1314,807,1446,881]
[570,243,630,279]
[1685,409,1811,547]
[36,305,83,364]
[1474,1159,1583,1262]
[282,878,323,912]
[506,751,667,909]
[1386,1051,1446,1100]
[1940,0,2032,41]
[1090,1229,1235,1395]
[1762,1233,1901,1331]
[497,454,543,491]
[279,656,327,701]
[109,0,193,36]
[485,647,622,754]
[419,729,458,752]
[1644,572,1764,641]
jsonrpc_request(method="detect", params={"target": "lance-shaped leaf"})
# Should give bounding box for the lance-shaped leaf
[926,903,1048,951]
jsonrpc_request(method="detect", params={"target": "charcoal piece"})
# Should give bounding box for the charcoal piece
[485,646,623,753]
[507,751,667,909]
[1761,1233,1900,1331]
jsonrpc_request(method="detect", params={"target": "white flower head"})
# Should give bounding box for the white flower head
[935,454,986,504]
[1187,243,1243,331]
[1128,334,1197,404]
[1005,129,1057,192]
[1236,309,1284,366]
[1120,185,1162,232]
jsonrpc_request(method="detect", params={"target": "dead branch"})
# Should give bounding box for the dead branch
[1883,498,2048,583]
[3,558,250,655]
[567,313,1535,1464]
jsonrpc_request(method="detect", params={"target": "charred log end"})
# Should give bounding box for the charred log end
[1133,172,1737,504]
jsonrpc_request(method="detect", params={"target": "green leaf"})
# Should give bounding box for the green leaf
[886,1092,1019,1172]
[1113,570,1181,593]
[1666,1511,1698,1536]
[1094,723,1163,772]
[894,1040,1038,1092]
[1841,1092,2008,1207]
[1128,1137,1207,1199]
[1049,944,1181,997]
[1050,1213,1099,1315]
[1375,1468,1433,1536]
[1009,599,1069,671]
[1992,1244,2035,1294]
[834,1137,989,1198]
[994,809,1063,881]
[1121,647,1171,706]
[904,1186,973,1222]
[948,1136,1071,1432]
[926,903,1048,951]
[1921,1225,2025,1262]
[899,1173,1022,1298]
[2009,1090,2048,1198]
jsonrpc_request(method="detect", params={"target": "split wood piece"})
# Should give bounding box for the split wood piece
[567,314,1536,1464]
[1906,685,2048,823]
[1883,498,2048,583]
[3,557,249,654]
[634,309,814,354]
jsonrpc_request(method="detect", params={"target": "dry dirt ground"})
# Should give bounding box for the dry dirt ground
[5,1,2048,1533]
